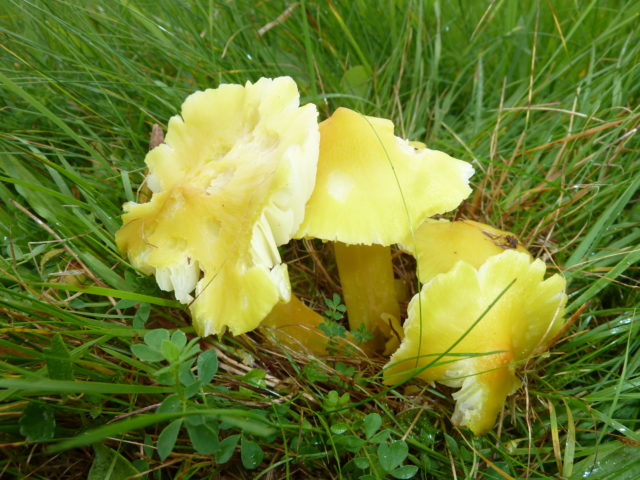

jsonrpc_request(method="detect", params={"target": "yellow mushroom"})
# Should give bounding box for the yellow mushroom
[116,77,320,337]
[295,107,473,353]
[261,295,329,355]
[383,250,566,435]
[401,219,530,284]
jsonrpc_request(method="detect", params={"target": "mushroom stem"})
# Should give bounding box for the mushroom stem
[333,242,401,353]
[261,295,328,355]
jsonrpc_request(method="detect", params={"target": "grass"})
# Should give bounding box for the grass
[1,0,639,478]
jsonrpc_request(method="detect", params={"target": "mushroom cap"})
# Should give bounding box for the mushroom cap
[401,219,530,284]
[383,250,566,434]
[295,107,474,245]
[116,77,319,336]
[261,296,328,355]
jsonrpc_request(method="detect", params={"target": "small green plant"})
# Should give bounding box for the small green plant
[130,329,268,466]
[19,402,56,443]
[321,397,419,479]
[319,293,374,348]
[343,420,419,479]
[319,293,348,341]
[351,322,374,344]
[131,329,219,459]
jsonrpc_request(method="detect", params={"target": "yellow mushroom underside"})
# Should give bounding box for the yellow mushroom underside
[384,250,566,434]
[116,78,319,336]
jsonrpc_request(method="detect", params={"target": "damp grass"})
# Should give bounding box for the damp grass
[1,0,639,478]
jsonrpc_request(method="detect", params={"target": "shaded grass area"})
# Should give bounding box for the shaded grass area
[1,0,639,478]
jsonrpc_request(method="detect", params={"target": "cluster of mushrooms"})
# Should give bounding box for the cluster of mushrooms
[116,77,567,435]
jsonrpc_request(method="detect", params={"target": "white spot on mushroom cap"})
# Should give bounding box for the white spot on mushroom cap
[326,171,354,203]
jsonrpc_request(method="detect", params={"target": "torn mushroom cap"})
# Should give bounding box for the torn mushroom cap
[401,219,530,284]
[295,107,474,245]
[383,250,566,435]
[116,77,319,337]
[261,295,328,355]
